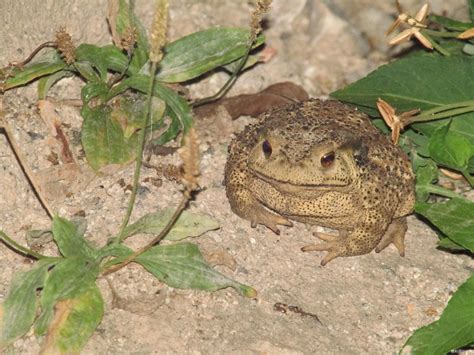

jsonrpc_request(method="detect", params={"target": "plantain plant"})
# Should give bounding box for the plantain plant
[0,0,269,352]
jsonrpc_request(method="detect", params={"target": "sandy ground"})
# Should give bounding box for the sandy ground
[1,1,473,353]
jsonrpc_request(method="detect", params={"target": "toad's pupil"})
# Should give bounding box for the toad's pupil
[262,140,272,158]
[321,151,335,167]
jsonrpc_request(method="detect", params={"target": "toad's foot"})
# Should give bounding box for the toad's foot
[250,207,293,235]
[301,231,349,266]
[374,217,407,256]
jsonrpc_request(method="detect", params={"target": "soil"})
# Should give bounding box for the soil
[0,1,473,354]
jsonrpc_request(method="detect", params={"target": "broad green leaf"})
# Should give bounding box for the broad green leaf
[415,200,474,252]
[35,257,100,336]
[136,243,256,297]
[122,208,220,241]
[37,70,73,99]
[331,53,474,113]
[153,107,181,145]
[75,44,138,76]
[52,215,97,259]
[1,60,67,91]
[0,259,57,349]
[115,0,149,69]
[152,27,265,82]
[110,74,193,134]
[81,105,138,170]
[40,284,103,354]
[81,81,109,104]
[403,274,474,354]
[429,121,472,171]
[429,15,474,31]
[74,61,101,82]
[331,53,474,170]
[414,160,438,201]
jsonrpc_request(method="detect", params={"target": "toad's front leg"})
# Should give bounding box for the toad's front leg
[302,212,404,265]
[226,184,293,234]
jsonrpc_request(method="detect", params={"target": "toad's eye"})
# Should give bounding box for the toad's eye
[321,151,335,167]
[262,140,272,158]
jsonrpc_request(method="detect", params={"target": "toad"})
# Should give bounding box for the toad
[224,99,415,265]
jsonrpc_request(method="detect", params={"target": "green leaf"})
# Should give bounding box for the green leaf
[136,243,256,297]
[153,107,181,145]
[152,27,265,82]
[81,81,109,104]
[331,53,474,169]
[35,257,100,336]
[110,74,193,134]
[429,121,472,171]
[1,60,67,91]
[331,53,474,113]
[80,105,138,170]
[122,208,220,241]
[0,259,57,349]
[403,274,474,354]
[41,284,103,354]
[415,199,474,252]
[115,0,149,69]
[74,61,101,82]
[414,159,439,201]
[52,216,97,259]
[75,44,138,77]
[37,70,73,99]
[429,15,474,31]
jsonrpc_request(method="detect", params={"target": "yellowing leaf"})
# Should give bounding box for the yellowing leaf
[40,284,104,354]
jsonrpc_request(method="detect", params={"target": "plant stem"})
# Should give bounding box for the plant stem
[424,185,465,200]
[421,31,451,56]
[418,100,474,116]
[409,106,474,123]
[0,230,46,259]
[115,61,159,244]
[192,42,252,107]
[462,171,474,187]
[422,29,461,38]
[1,121,54,219]
[102,191,189,275]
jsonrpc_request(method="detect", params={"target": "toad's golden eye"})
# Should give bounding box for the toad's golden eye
[262,139,272,158]
[321,151,335,167]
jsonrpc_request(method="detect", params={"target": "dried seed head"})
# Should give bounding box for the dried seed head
[55,27,75,64]
[121,26,138,52]
[178,127,200,192]
[250,0,272,42]
[149,0,168,63]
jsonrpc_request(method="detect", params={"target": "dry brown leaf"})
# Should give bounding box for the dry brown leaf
[194,82,309,120]
[38,100,75,164]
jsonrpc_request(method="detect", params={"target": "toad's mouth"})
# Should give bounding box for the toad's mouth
[250,169,352,192]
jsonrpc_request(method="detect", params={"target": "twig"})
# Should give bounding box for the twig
[0,119,54,219]
[8,41,58,68]
[0,230,46,259]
